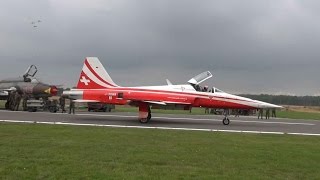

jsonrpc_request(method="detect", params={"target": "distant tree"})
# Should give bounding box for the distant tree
[238,94,320,106]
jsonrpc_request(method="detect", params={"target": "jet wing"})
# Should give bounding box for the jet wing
[141,100,191,105]
[143,101,167,105]
[163,101,191,105]
[188,71,212,85]
[0,87,17,92]
[0,87,17,99]
[0,91,9,96]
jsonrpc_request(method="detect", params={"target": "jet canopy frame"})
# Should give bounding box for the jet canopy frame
[188,71,213,85]
[23,65,37,82]
[209,87,224,93]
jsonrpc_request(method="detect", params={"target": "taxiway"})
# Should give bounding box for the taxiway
[0,110,319,136]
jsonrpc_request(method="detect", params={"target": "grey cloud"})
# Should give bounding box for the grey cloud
[0,0,320,95]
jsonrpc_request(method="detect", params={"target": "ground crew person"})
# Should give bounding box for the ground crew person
[22,95,28,111]
[69,99,75,114]
[265,109,270,119]
[5,91,12,109]
[9,91,17,111]
[258,108,264,119]
[271,108,276,118]
[59,97,66,113]
[14,93,21,111]
[235,109,240,117]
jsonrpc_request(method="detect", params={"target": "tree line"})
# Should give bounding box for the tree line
[239,94,320,106]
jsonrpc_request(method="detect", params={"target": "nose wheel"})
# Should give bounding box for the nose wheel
[222,117,230,125]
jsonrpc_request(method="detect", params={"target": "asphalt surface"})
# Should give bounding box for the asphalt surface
[1,110,320,135]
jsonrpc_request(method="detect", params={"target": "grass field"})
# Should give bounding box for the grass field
[277,111,320,120]
[1,123,320,179]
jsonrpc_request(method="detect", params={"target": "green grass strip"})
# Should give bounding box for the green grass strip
[1,123,320,179]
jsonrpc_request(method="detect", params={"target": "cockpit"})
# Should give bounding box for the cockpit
[23,64,38,82]
[209,87,224,93]
[192,84,224,93]
[188,71,224,93]
[30,78,40,84]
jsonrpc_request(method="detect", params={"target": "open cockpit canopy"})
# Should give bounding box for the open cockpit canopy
[188,71,212,85]
[23,65,37,82]
[186,71,225,93]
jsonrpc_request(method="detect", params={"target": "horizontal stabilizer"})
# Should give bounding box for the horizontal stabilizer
[0,87,17,92]
[143,101,167,105]
[143,100,191,105]
[163,101,192,105]
[0,91,8,96]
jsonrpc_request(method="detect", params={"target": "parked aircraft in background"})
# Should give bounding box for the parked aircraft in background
[63,57,282,125]
[0,65,58,111]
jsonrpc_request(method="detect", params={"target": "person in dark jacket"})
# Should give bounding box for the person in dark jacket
[265,109,270,119]
[69,99,75,114]
[59,97,66,113]
[271,108,276,118]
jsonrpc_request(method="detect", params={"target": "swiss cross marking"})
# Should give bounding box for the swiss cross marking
[80,76,90,85]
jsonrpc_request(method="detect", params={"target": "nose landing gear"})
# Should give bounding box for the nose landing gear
[222,117,230,125]
[222,109,230,125]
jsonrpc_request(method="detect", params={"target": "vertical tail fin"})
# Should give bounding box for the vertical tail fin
[76,57,118,89]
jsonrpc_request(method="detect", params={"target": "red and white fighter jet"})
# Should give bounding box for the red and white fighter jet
[63,57,282,125]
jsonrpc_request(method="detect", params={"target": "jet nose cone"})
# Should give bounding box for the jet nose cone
[36,84,58,96]
[50,86,58,96]
[44,86,58,96]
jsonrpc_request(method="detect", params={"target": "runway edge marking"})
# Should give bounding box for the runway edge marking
[0,110,315,126]
[1,119,320,136]
[75,113,315,126]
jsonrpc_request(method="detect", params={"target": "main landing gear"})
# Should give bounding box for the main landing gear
[138,102,152,123]
[140,111,151,123]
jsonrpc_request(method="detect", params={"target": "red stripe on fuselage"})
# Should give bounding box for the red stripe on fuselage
[82,86,254,104]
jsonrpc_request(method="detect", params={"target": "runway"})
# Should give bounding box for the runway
[1,110,320,136]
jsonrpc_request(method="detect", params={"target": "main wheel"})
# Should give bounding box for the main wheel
[140,112,151,123]
[139,118,149,123]
[147,112,151,120]
[222,117,230,125]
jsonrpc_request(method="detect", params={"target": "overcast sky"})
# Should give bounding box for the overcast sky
[1,0,320,95]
